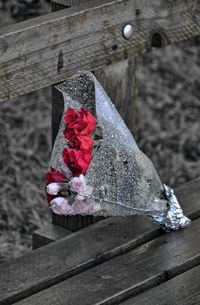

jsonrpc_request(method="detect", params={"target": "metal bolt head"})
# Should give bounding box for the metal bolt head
[122,24,134,40]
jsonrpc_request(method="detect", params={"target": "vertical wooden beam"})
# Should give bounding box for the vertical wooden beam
[51,0,136,231]
[95,58,136,135]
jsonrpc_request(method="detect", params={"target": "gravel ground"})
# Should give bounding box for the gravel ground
[136,42,200,187]
[0,1,200,263]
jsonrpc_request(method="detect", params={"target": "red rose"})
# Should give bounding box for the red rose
[46,193,55,205]
[64,108,96,138]
[63,128,75,141]
[69,135,93,152]
[45,167,66,184]
[62,148,92,176]
[45,168,67,204]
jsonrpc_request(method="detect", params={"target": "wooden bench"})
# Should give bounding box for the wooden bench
[0,0,200,304]
[0,179,200,305]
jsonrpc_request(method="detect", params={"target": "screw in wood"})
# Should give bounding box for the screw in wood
[122,24,134,40]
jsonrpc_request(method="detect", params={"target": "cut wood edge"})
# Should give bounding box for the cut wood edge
[32,223,72,249]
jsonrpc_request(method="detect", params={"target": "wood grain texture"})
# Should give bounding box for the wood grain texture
[51,85,64,146]
[0,216,160,305]
[95,58,136,134]
[0,179,199,305]
[32,223,72,249]
[121,265,200,305]
[52,213,104,231]
[15,218,200,305]
[53,0,94,5]
[0,0,200,102]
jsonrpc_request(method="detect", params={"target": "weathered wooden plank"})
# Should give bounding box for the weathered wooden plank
[0,216,159,305]
[51,85,64,146]
[32,223,72,249]
[121,265,200,305]
[0,0,200,102]
[15,218,200,305]
[0,179,199,305]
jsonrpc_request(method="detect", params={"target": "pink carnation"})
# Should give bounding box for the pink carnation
[72,198,101,215]
[70,175,93,197]
[50,197,75,215]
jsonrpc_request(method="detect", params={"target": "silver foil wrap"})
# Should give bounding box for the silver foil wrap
[49,72,190,230]
[152,184,191,231]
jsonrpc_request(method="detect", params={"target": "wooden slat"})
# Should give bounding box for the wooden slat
[15,218,200,305]
[121,265,200,305]
[0,216,159,305]
[0,0,200,102]
[0,179,199,305]
[32,223,72,249]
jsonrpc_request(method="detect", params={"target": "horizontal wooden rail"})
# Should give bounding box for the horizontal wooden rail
[0,0,200,102]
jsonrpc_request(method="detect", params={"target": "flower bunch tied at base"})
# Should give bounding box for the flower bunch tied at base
[45,107,101,216]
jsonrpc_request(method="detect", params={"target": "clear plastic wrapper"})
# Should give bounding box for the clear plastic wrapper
[45,72,190,231]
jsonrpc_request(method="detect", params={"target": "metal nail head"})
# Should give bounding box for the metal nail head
[123,24,134,40]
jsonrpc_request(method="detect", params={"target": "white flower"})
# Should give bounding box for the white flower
[72,198,101,215]
[70,175,93,197]
[50,197,75,215]
[46,183,61,195]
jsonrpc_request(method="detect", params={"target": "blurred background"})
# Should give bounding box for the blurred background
[0,0,200,263]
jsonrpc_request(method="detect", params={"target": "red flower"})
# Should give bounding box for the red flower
[63,128,75,141]
[64,108,96,138]
[61,108,96,179]
[45,167,66,184]
[62,148,92,176]
[69,135,93,152]
[46,193,55,205]
[45,168,66,204]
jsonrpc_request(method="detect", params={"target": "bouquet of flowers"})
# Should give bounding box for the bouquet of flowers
[45,72,190,231]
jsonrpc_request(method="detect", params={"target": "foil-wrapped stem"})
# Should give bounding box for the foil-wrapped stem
[151,184,191,231]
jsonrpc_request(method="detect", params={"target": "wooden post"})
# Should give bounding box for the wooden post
[95,59,136,134]
[51,0,136,231]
